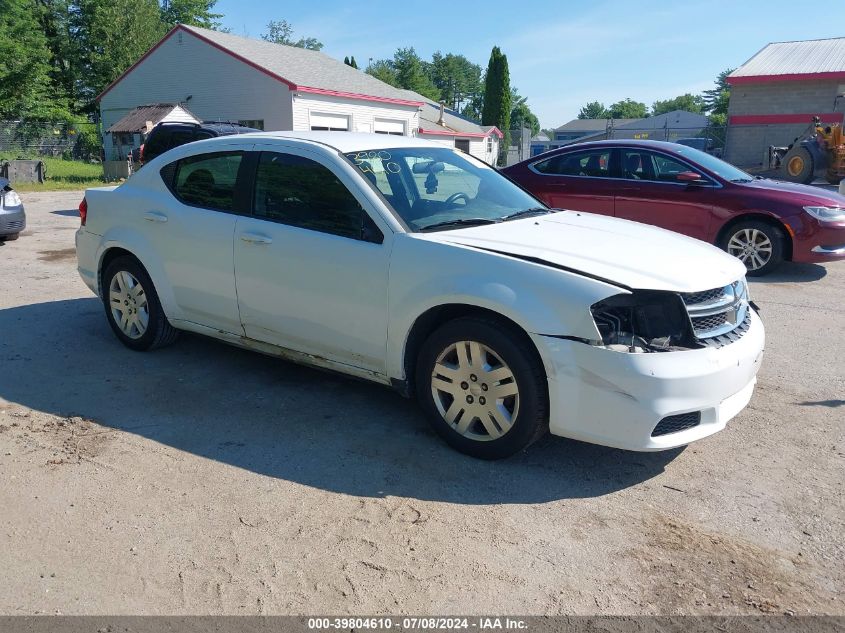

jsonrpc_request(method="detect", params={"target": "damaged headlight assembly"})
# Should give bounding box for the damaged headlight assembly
[590,290,700,353]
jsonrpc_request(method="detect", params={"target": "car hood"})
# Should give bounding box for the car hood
[741,178,845,205]
[421,211,746,292]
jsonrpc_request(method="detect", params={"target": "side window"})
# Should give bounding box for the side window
[172,151,243,211]
[653,153,701,183]
[621,150,657,181]
[533,149,613,177]
[253,152,368,240]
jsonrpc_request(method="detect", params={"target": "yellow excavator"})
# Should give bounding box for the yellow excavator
[775,95,845,185]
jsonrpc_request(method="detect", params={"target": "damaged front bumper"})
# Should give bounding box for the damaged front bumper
[531,309,765,451]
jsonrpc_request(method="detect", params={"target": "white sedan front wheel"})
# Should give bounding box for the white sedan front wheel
[416,316,548,459]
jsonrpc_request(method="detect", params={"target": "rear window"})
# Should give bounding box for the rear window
[164,151,244,212]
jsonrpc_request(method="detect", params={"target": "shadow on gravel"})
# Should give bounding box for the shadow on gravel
[50,209,81,217]
[0,298,681,504]
[747,262,826,284]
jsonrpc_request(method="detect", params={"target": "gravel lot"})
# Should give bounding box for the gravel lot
[0,191,842,616]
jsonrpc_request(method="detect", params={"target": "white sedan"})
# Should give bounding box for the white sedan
[76,132,765,459]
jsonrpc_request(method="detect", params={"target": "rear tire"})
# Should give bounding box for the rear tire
[720,220,784,277]
[781,146,815,184]
[415,316,548,460]
[0,233,19,241]
[102,256,179,351]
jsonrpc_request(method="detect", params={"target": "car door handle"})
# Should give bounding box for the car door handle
[239,233,273,245]
[143,211,168,223]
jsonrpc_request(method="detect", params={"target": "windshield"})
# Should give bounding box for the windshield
[345,147,547,231]
[671,145,753,182]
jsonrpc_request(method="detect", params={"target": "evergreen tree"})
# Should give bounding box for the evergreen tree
[344,56,350,65]
[349,56,358,69]
[160,0,223,29]
[482,46,511,162]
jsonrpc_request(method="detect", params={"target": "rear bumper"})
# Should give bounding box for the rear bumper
[75,229,100,296]
[532,309,765,451]
[0,206,25,235]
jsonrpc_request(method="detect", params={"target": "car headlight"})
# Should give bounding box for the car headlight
[590,290,698,353]
[1,190,22,208]
[804,206,845,222]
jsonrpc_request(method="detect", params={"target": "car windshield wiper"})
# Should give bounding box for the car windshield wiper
[499,207,553,222]
[730,178,753,183]
[418,217,500,232]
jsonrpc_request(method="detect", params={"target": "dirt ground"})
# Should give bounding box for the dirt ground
[0,191,842,616]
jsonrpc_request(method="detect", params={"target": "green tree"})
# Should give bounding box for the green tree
[430,52,482,112]
[577,101,609,119]
[482,46,511,162]
[160,0,223,29]
[703,68,733,126]
[349,56,358,69]
[261,19,323,50]
[651,93,706,115]
[365,59,399,87]
[392,48,439,100]
[608,98,647,119]
[0,0,70,119]
[88,0,166,101]
[510,89,539,136]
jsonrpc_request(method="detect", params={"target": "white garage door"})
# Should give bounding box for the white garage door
[374,118,405,135]
[310,112,349,131]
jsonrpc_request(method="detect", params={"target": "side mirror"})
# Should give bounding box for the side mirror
[677,171,708,184]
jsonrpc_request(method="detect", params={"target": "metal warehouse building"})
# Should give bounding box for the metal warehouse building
[725,37,845,168]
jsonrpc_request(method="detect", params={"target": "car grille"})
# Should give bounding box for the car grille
[651,412,701,437]
[680,280,750,346]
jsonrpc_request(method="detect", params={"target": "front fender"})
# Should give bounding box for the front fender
[386,236,626,380]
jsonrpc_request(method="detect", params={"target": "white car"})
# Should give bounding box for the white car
[75,132,765,459]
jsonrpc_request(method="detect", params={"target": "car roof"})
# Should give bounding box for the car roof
[175,131,450,153]
[554,139,687,151]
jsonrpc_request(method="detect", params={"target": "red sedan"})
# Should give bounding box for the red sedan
[501,140,845,275]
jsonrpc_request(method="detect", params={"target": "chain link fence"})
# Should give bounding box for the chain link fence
[0,121,102,161]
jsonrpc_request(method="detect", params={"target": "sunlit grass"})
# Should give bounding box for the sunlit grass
[1,156,108,191]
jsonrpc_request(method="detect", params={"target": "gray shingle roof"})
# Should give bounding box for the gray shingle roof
[730,37,845,79]
[180,25,424,104]
[418,102,497,136]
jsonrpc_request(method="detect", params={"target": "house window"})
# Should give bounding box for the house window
[309,112,350,132]
[486,137,493,152]
[238,119,264,130]
[374,118,405,135]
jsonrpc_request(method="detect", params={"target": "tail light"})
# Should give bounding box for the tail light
[79,197,88,226]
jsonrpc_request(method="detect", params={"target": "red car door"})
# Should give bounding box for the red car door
[519,147,618,216]
[614,149,717,241]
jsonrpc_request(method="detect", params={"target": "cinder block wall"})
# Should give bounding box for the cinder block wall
[725,80,845,167]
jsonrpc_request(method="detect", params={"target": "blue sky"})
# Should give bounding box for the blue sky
[214,0,845,128]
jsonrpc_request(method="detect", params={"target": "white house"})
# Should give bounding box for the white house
[97,25,501,164]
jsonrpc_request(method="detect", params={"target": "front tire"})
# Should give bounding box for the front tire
[721,221,784,276]
[102,256,179,351]
[415,316,548,460]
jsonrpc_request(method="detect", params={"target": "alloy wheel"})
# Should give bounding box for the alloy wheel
[430,340,519,441]
[108,270,149,339]
[727,228,773,271]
